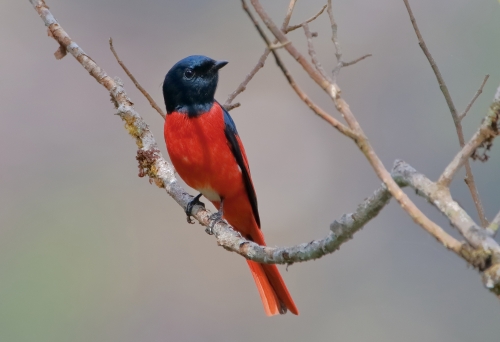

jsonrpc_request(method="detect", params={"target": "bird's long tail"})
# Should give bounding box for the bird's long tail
[246,260,299,316]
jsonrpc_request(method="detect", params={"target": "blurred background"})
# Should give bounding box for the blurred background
[1,0,500,341]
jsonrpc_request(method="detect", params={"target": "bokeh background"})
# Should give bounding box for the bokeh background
[2,0,500,341]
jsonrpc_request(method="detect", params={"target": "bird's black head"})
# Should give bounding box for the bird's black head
[162,55,228,117]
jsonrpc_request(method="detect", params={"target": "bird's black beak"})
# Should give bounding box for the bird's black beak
[213,60,228,71]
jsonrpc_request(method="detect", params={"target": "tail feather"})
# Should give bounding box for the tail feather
[246,260,299,316]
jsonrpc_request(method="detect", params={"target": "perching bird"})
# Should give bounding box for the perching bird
[162,55,298,316]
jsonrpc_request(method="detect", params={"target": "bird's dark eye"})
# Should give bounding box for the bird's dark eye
[184,68,194,79]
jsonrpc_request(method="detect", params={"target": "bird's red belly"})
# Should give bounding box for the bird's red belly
[164,109,244,202]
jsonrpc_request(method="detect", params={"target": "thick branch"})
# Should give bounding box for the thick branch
[393,160,500,293]
[216,186,392,264]
[393,161,500,255]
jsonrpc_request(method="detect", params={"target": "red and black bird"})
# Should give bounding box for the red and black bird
[162,55,298,316]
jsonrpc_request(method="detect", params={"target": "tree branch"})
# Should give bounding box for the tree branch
[217,185,392,264]
[393,160,500,294]
[402,0,488,227]
[241,0,356,139]
[31,0,500,300]
[224,1,328,110]
[249,0,465,256]
[393,161,500,254]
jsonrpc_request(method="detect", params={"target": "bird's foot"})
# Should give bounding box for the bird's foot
[185,193,205,224]
[206,210,223,235]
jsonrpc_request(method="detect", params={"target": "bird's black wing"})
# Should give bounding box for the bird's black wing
[220,103,261,228]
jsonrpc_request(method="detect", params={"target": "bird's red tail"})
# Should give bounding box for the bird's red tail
[246,260,299,316]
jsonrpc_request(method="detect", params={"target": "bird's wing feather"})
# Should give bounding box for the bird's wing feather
[220,103,261,228]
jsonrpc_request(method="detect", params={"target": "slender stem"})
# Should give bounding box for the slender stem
[109,38,165,119]
[303,23,330,81]
[460,75,490,121]
[286,5,327,32]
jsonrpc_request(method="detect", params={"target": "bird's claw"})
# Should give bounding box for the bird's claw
[186,193,205,224]
[206,210,223,235]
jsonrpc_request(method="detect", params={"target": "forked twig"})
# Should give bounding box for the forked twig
[327,0,371,81]
[240,0,356,138]
[286,5,327,32]
[224,0,328,110]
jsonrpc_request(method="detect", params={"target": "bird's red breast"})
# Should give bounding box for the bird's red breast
[164,102,257,237]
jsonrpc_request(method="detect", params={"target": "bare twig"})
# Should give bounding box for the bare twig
[327,0,341,62]
[250,0,333,93]
[342,54,372,68]
[303,23,330,81]
[224,1,329,110]
[282,0,297,30]
[464,171,488,227]
[242,0,356,139]
[403,0,488,227]
[223,0,296,109]
[286,4,327,32]
[109,38,165,119]
[326,0,371,82]
[402,0,458,119]
[223,48,270,110]
[460,75,490,121]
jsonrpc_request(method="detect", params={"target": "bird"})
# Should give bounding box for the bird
[162,55,298,316]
